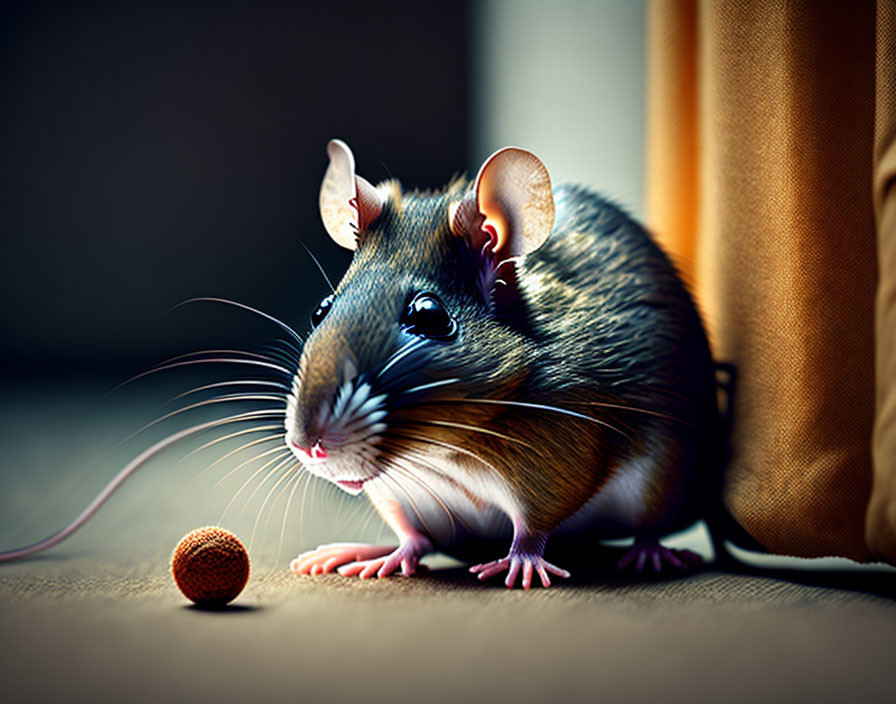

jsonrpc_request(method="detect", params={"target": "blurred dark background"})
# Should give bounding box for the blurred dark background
[0,0,472,377]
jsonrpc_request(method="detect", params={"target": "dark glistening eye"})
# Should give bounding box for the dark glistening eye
[401,293,457,339]
[311,293,335,328]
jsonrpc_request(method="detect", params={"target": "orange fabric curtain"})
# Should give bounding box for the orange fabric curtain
[646,0,896,562]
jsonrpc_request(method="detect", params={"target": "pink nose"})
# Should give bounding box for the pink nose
[292,440,328,461]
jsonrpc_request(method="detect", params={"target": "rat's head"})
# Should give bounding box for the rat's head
[285,139,555,493]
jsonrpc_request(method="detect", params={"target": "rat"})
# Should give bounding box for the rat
[287,140,721,588]
[0,139,724,589]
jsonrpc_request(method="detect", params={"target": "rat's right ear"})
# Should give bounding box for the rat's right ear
[319,139,384,250]
[450,147,554,259]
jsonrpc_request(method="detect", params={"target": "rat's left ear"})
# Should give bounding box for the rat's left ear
[450,147,554,258]
[319,139,385,250]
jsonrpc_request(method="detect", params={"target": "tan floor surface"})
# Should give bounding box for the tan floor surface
[2,377,895,703]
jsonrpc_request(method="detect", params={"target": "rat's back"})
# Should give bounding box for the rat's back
[520,184,720,534]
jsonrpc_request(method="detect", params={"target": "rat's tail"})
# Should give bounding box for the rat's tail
[706,361,767,565]
[0,420,225,563]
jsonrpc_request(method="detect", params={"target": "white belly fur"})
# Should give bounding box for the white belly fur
[367,452,517,546]
[371,448,659,547]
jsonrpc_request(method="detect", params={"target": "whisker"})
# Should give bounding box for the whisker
[399,378,462,397]
[189,432,286,486]
[218,450,293,523]
[376,337,428,380]
[175,392,286,406]
[299,466,315,545]
[374,510,387,545]
[357,485,385,539]
[387,430,500,474]
[269,336,302,358]
[278,471,307,562]
[260,351,297,372]
[151,348,284,367]
[270,338,302,365]
[207,445,291,496]
[164,380,289,408]
[263,468,302,547]
[330,483,376,536]
[256,338,299,367]
[433,398,633,442]
[392,418,540,452]
[104,359,293,402]
[298,240,336,293]
[567,399,686,424]
[157,390,287,420]
[262,465,304,554]
[250,462,300,553]
[379,470,435,538]
[112,396,285,457]
[150,357,293,377]
[310,471,326,538]
[165,423,282,481]
[385,458,459,541]
[100,350,289,400]
[170,297,305,347]
[94,407,286,480]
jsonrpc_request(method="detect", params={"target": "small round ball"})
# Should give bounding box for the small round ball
[171,526,250,606]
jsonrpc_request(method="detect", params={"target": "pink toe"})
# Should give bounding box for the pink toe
[635,551,648,572]
[505,560,521,589]
[522,562,533,590]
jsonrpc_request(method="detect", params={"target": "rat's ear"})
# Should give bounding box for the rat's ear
[319,139,384,250]
[450,147,554,258]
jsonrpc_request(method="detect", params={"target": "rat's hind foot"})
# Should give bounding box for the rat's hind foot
[616,539,703,574]
[469,528,570,589]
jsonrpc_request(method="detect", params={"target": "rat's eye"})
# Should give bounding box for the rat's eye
[311,293,335,328]
[401,293,457,339]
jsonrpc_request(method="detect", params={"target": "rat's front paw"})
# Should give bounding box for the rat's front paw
[290,535,433,580]
[469,554,570,589]
[337,533,433,579]
[291,543,395,576]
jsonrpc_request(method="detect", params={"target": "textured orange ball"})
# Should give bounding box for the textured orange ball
[171,526,250,606]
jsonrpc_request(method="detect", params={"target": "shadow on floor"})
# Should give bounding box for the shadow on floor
[408,545,896,602]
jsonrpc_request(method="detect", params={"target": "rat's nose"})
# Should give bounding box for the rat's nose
[291,440,328,464]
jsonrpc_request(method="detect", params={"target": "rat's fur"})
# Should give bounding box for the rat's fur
[288,170,720,566]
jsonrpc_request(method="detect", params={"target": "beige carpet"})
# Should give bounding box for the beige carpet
[2,377,895,703]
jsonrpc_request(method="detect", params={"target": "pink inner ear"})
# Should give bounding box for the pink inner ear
[450,192,495,252]
[482,223,499,252]
[470,147,555,258]
[355,176,384,232]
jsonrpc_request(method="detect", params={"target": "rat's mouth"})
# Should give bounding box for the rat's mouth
[335,478,367,494]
